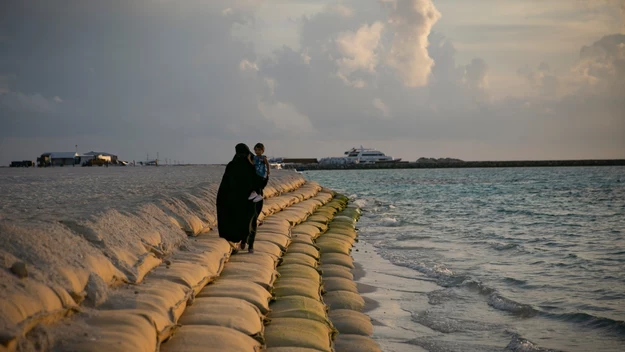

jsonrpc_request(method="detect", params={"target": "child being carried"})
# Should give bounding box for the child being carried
[248,142,270,202]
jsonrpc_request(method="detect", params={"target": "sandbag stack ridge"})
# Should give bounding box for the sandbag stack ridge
[317,198,382,352]
[28,178,312,352]
[158,181,331,352]
[262,189,345,352]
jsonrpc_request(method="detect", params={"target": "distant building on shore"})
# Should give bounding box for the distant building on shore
[84,151,118,163]
[9,160,35,167]
[37,152,79,167]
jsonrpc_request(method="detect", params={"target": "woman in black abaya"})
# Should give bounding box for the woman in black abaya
[216,143,257,252]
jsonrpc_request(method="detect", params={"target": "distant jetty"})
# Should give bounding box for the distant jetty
[285,159,625,171]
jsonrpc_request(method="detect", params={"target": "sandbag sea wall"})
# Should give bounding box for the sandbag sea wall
[0,166,305,348]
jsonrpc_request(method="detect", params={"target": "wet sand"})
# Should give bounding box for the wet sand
[351,240,441,352]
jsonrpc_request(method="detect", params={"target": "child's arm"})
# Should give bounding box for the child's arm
[247,154,254,165]
[264,156,270,176]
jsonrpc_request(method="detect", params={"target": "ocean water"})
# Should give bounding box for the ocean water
[304,167,625,352]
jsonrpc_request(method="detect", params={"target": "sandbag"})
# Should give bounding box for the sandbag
[318,206,339,215]
[229,252,278,269]
[327,222,356,230]
[320,264,354,280]
[263,198,288,215]
[272,209,309,225]
[286,243,320,260]
[307,198,325,208]
[160,325,262,352]
[280,253,319,268]
[102,280,188,340]
[333,215,357,224]
[267,348,327,352]
[178,297,263,339]
[258,222,291,236]
[1,280,77,343]
[323,277,358,293]
[172,249,229,278]
[314,208,337,217]
[219,262,279,290]
[289,203,317,215]
[197,280,272,314]
[150,262,216,295]
[328,309,373,336]
[318,233,356,246]
[325,228,358,240]
[312,192,334,204]
[265,317,335,352]
[252,241,283,259]
[324,202,344,211]
[291,224,322,239]
[277,264,321,284]
[290,234,315,246]
[269,296,330,325]
[333,334,381,352]
[306,214,332,224]
[55,310,157,352]
[319,253,355,269]
[255,232,291,250]
[306,221,329,232]
[340,211,361,221]
[323,291,365,311]
[316,239,352,255]
[273,278,323,300]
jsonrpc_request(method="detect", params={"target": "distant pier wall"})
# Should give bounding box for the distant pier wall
[287,159,625,171]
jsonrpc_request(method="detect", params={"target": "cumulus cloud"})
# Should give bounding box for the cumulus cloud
[381,0,442,87]
[327,4,354,18]
[426,33,491,107]
[518,62,559,97]
[257,100,316,134]
[372,98,391,118]
[239,59,259,72]
[462,58,489,90]
[336,22,385,87]
[574,33,625,93]
[0,92,61,113]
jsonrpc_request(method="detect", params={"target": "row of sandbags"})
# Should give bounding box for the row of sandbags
[318,205,382,352]
[159,187,334,351]
[0,173,307,351]
[9,179,319,352]
[263,194,351,352]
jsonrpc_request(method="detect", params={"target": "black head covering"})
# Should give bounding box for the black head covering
[234,143,252,161]
[235,143,250,155]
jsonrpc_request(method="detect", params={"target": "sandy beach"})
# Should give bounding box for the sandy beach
[352,240,441,352]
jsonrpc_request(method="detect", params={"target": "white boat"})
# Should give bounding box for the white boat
[344,146,401,164]
[319,146,401,165]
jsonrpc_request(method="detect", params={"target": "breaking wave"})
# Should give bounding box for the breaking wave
[505,334,564,352]
[488,294,538,318]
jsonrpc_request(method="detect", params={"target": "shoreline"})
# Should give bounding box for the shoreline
[351,240,441,352]
[287,159,625,171]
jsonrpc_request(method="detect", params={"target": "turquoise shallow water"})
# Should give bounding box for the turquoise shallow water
[305,166,625,352]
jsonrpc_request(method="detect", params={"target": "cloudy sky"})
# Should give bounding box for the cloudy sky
[1,0,624,164]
